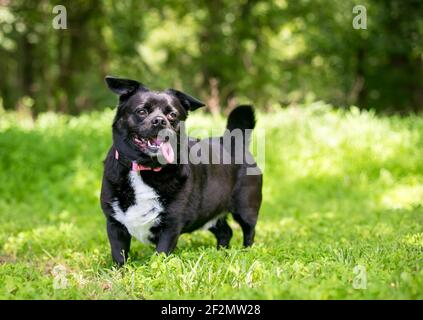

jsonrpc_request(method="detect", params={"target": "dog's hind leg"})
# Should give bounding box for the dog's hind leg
[209,217,233,248]
[232,210,257,247]
[231,174,262,247]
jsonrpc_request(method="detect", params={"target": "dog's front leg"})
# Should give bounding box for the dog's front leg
[107,218,131,266]
[156,226,181,255]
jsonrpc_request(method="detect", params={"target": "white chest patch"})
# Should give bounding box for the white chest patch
[112,171,162,244]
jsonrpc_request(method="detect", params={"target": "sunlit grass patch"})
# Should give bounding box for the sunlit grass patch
[380,184,423,210]
[0,104,422,299]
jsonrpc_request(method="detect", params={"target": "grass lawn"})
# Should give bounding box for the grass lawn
[0,103,422,299]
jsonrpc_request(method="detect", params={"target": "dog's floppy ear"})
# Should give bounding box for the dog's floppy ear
[166,89,205,111]
[105,75,147,96]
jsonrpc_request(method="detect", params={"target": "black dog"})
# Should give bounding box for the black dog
[100,76,262,265]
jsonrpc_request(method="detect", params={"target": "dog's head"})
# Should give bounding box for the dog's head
[105,76,204,165]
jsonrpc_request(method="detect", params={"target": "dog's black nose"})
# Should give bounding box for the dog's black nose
[151,116,167,127]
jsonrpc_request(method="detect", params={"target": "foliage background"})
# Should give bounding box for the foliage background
[0,1,422,299]
[0,105,422,299]
[0,0,422,115]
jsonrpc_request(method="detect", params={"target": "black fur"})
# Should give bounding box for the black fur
[100,76,262,265]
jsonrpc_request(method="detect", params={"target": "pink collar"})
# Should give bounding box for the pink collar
[115,150,162,172]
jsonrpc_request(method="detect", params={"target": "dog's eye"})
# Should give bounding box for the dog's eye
[137,109,148,116]
[167,112,177,120]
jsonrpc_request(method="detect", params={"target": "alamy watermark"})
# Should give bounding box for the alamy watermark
[353,5,367,30]
[52,264,68,290]
[52,5,67,29]
[153,122,265,176]
[52,4,367,31]
[353,265,367,289]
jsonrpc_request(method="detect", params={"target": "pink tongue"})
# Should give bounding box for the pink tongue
[160,141,174,163]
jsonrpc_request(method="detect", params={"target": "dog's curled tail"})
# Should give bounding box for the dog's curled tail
[224,105,255,159]
[226,105,256,144]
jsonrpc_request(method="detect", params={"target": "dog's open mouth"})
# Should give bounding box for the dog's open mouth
[133,135,174,163]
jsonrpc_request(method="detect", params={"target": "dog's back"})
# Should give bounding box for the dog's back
[180,105,262,242]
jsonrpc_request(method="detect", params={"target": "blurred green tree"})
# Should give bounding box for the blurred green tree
[0,0,421,114]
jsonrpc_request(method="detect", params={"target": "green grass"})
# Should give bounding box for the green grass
[0,103,422,299]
